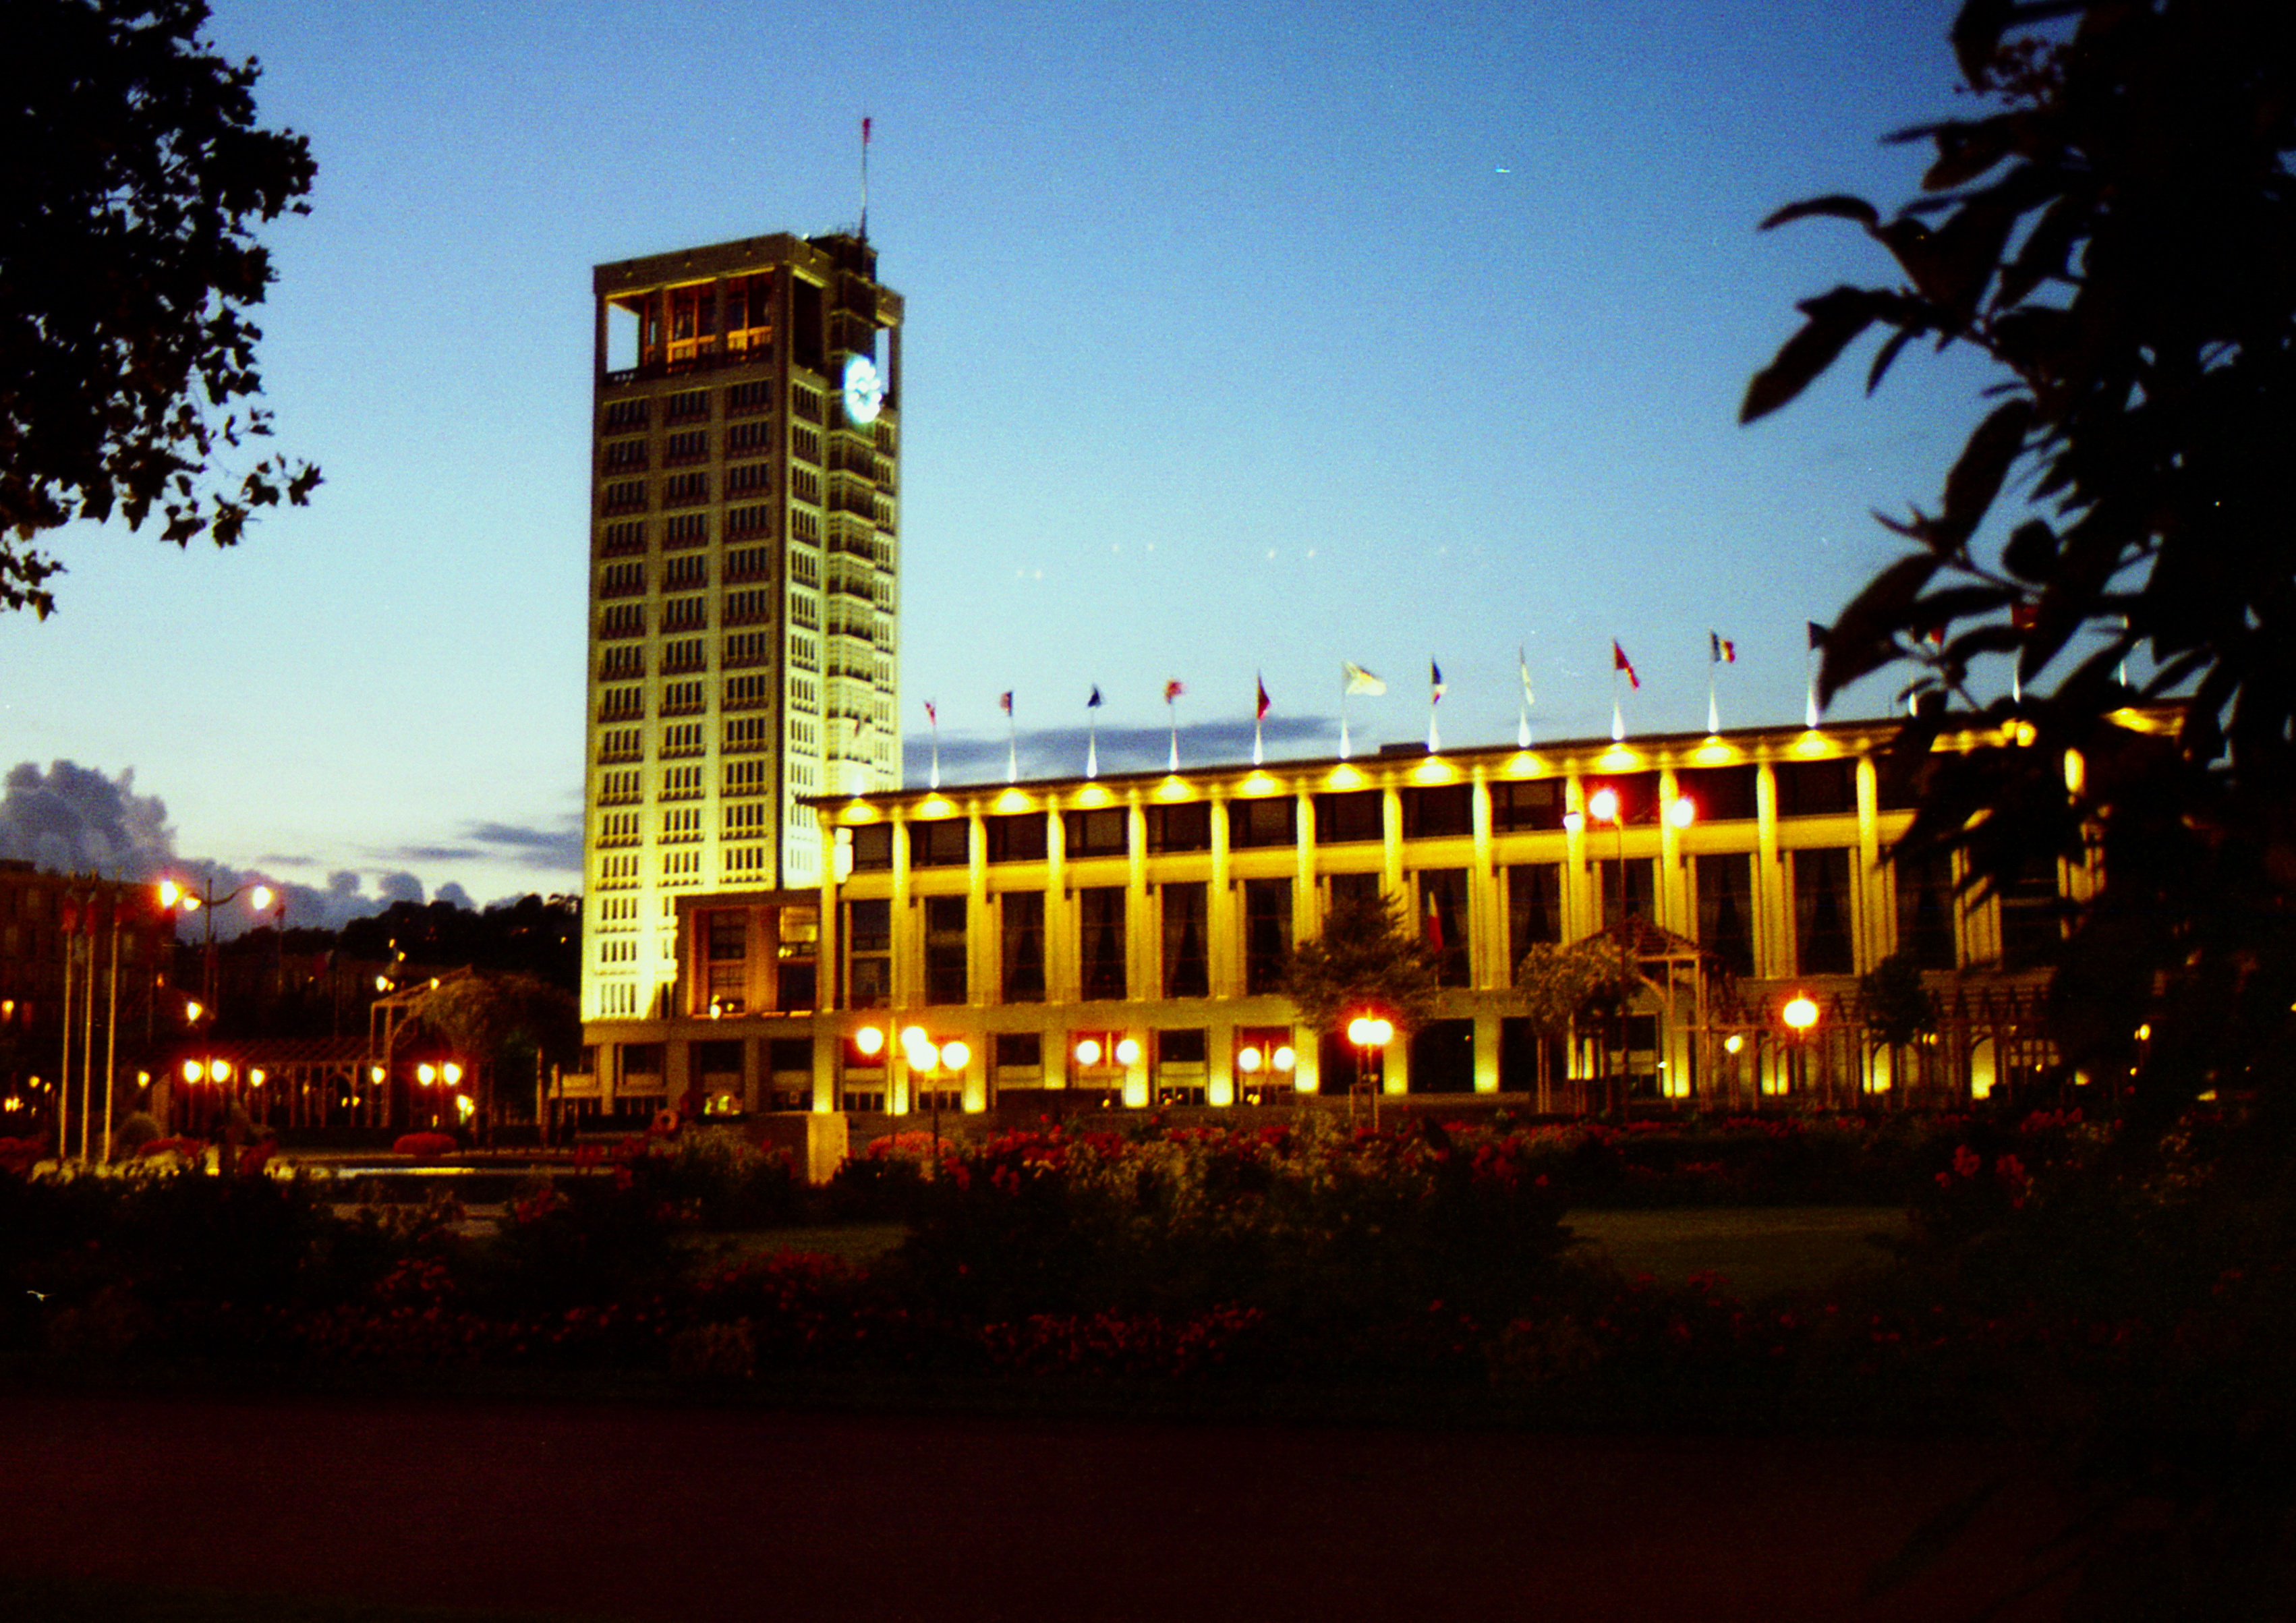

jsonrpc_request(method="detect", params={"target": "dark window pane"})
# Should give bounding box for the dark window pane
[1078,887,1126,1000]
[1418,869,1470,987]
[923,894,967,1004]
[1000,890,1045,1003]
[1146,801,1211,853]
[1161,882,1209,998]
[1490,778,1566,831]
[1314,791,1384,844]
[910,819,969,868]
[1793,847,1856,974]
[1228,796,1297,849]
[1401,784,1472,838]
[850,823,892,870]
[1242,878,1291,995]
[1593,858,1655,928]
[985,814,1047,863]
[1064,807,1128,858]
[1776,760,1857,818]
[1507,863,1561,965]
[1894,850,1957,969]
[1675,765,1758,823]
[1696,852,1756,977]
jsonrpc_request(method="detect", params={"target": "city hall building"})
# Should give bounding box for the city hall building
[567,713,2134,1124]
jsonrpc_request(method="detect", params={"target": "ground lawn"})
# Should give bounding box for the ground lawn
[1568,1206,1909,1299]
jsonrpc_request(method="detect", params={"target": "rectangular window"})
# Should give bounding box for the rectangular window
[1329,872,1381,910]
[1242,877,1291,996]
[726,461,770,495]
[724,673,773,711]
[1582,772,1659,825]
[658,679,704,716]
[1228,796,1296,849]
[727,380,772,416]
[598,519,646,556]
[1401,785,1472,839]
[1675,764,1759,823]
[1161,882,1209,998]
[1776,759,1857,818]
[596,728,641,764]
[659,763,704,799]
[662,512,708,548]
[723,799,771,836]
[1078,887,1126,1001]
[1145,801,1210,853]
[725,589,773,626]
[1063,807,1128,859]
[664,428,709,465]
[1593,857,1657,929]
[1894,849,1957,969]
[909,818,969,869]
[1490,777,1566,832]
[849,823,892,871]
[1418,869,1470,987]
[1506,862,1562,965]
[596,686,644,723]
[846,897,890,1008]
[727,504,774,540]
[923,894,967,1006]
[1314,791,1384,845]
[595,600,644,638]
[662,554,707,590]
[664,389,710,423]
[661,595,707,631]
[1793,847,1856,974]
[1696,852,1757,977]
[724,630,772,667]
[1997,855,2061,969]
[664,471,709,506]
[1000,891,1045,1003]
[985,813,1047,863]
[602,438,648,471]
[660,722,704,758]
[602,480,647,514]
[660,637,705,673]
[598,561,645,598]
[727,418,773,453]
[726,545,773,582]
[602,398,648,431]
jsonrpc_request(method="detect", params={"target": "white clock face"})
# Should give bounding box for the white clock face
[841,354,884,425]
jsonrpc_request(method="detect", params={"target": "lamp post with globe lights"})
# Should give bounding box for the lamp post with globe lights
[1781,992,1821,1100]
[1345,1011,1394,1127]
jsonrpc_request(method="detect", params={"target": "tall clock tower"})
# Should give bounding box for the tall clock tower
[581,231,902,1025]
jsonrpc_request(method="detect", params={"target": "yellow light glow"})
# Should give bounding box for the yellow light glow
[1272,1045,1296,1072]
[442,1062,463,1086]
[939,1040,970,1071]
[1791,732,1837,757]
[1346,1015,1394,1047]
[1586,787,1621,824]
[181,1059,202,1083]
[369,1066,386,1084]
[1239,772,1278,797]
[1114,1036,1141,1066]
[374,975,391,992]
[185,1001,204,1024]
[1073,784,1112,809]
[840,804,884,824]
[456,1095,476,1121]
[157,880,182,909]
[1503,753,1543,778]
[1723,1033,1746,1055]
[1782,994,1820,1033]
[249,1069,266,1089]
[418,1063,436,1085]
[1323,764,1365,791]
[1691,739,1741,765]
[1153,777,1193,801]
[853,1025,886,1057]
[1596,746,1642,772]
[2063,749,2086,795]
[2008,720,2038,747]
[1409,758,1456,784]
[1561,811,1585,833]
[1666,797,1697,830]
[1074,1037,1103,1066]
[181,895,202,913]
[209,1059,233,1083]
[992,788,1035,814]
[2135,1024,2151,1042]
[251,885,275,912]
[1238,1047,1263,1074]
[917,796,957,819]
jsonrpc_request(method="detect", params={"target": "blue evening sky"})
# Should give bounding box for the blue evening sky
[2,0,2005,917]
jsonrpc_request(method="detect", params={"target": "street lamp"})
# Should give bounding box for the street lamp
[900,1027,968,1164]
[1781,992,1820,1099]
[1234,1035,1298,1103]
[1345,1012,1395,1127]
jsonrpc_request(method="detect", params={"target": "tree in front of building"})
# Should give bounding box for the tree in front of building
[1280,893,1441,1046]
[2,0,320,617]
[1743,0,2296,1118]
[400,972,579,1143]
[1515,935,1642,1110]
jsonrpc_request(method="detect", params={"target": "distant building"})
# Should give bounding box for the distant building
[565,714,2130,1124]
[581,231,903,1027]
[0,861,174,1129]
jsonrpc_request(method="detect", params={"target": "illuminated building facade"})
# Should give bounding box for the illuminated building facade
[0,862,174,1123]
[581,231,902,1026]
[568,716,2121,1122]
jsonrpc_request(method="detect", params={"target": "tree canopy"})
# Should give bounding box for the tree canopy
[1280,893,1441,1038]
[1,0,319,617]
[1746,0,2296,1114]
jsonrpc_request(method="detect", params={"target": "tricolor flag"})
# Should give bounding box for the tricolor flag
[1612,642,1640,689]
[1343,661,1386,696]
[1255,675,1271,721]
[1429,661,1446,704]
[999,691,1014,716]
[1711,632,1735,664]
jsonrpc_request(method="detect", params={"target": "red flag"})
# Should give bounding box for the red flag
[2010,602,2039,630]
[1423,888,1444,952]
[1612,641,1640,689]
[59,899,79,935]
[998,691,1013,716]
[862,117,871,146]
[1164,679,1185,704]
[1255,677,1271,720]
[923,700,937,726]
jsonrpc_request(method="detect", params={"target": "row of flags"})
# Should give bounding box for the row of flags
[916,632,1838,785]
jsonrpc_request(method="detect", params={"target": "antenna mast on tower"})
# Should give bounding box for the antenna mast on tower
[859,115,871,242]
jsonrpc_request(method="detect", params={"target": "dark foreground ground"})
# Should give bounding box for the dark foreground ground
[0,1392,2072,1622]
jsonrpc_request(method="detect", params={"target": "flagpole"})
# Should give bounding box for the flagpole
[1707,666,1719,735]
[1427,659,1442,753]
[927,703,940,791]
[1003,692,1016,785]
[1253,673,1269,767]
[1517,646,1534,749]
[1340,670,1352,761]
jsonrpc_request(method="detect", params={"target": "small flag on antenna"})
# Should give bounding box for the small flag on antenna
[1612,642,1639,689]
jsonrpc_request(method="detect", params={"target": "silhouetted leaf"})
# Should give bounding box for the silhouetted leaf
[1740,287,1883,423]
[1866,327,1917,394]
[1820,553,1943,703]
[2002,518,2059,581]
[1941,397,2035,541]
[1923,113,2021,190]
[1757,194,1880,231]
